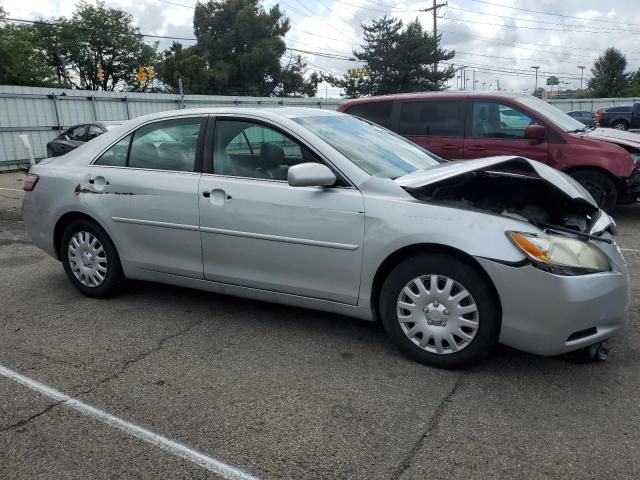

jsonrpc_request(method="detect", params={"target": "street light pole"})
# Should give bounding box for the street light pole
[578,65,586,90]
[531,66,540,95]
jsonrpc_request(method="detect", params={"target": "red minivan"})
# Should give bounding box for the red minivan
[338,92,640,210]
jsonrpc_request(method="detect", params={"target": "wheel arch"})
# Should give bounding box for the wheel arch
[53,211,111,260]
[564,165,623,196]
[369,243,502,323]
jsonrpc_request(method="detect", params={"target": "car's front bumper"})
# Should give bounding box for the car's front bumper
[476,256,629,356]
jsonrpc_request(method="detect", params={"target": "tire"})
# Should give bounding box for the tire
[379,253,500,369]
[570,170,618,212]
[61,219,124,298]
[611,120,629,131]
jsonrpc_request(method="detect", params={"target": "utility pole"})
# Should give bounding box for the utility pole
[531,66,539,96]
[496,79,500,91]
[482,82,486,90]
[472,69,476,90]
[578,65,586,90]
[420,0,448,81]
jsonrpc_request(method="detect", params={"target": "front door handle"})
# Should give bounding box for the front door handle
[203,189,232,204]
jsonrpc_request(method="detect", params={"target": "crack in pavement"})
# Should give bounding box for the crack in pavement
[0,400,65,434]
[390,374,464,480]
[0,239,32,246]
[85,319,206,393]
[1,320,204,432]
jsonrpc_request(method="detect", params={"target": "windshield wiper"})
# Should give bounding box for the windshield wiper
[567,126,587,133]
[536,222,612,244]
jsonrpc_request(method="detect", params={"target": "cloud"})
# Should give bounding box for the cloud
[3,0,640,96]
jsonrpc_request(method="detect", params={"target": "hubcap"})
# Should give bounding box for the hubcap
[396,274,479,354]
[68,231,107,287]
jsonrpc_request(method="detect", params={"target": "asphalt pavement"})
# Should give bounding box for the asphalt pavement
[1,171,639,479]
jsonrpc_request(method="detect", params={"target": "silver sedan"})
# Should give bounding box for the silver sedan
[22,108,628,368]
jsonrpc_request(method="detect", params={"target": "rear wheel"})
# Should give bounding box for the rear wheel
[611,120,629,131]
[379,253,500,368]
[570,170,617,212]
[61,219,124,298]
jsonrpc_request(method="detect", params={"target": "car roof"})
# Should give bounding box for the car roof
[339,90,528,108]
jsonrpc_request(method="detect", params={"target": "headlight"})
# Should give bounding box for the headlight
[508,231,611,275]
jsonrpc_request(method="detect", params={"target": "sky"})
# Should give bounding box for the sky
[2,0,640,97]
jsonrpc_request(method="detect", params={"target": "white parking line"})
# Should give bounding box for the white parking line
[0,187,23,192]
[0,364,260,480]
[622,248,640,253]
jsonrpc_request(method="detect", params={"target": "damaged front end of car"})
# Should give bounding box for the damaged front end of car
[396,156,614,239]
[394,156,628,358]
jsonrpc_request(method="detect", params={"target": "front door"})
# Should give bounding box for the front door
[397,100,466,159]
[198,118,365,305]
[464,101,549,163]
[88,116,206,279]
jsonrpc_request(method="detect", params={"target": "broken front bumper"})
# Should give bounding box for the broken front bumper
[475,256,629,356]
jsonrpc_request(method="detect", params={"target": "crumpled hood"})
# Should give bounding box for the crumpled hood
[395,156,597,208]
[583,127,640,150]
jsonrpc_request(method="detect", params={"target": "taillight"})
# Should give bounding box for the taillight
[23,174,39,191]
[595,109,602,121]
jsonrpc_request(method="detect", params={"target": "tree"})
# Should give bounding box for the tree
[272,53,320,97]
[624,69,640,97]
[32,1,158,91]
[0,22,61,87]
[158,0,318,96]
[588,48,628,98]
[323,16,455,98]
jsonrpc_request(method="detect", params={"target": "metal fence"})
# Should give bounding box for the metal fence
[0,85,341,169]
[1,84,639,170]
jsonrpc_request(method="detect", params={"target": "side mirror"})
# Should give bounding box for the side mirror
[524,124,547,141]
[288,163,336,187]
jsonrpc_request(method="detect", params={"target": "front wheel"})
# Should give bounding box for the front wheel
[570,170,617,212]
[611,120,629,131]
[61,219,124,298]
[379,253,500,368]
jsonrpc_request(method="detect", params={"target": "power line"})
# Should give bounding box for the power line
[441,12,640,35]
[470,0,640,28]
[446,5,640,34]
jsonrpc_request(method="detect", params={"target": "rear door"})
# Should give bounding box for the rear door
[396,100,465,159]
[464,100,549,163]
[88,115,206,279]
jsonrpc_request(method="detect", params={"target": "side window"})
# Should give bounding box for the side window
[470,102,536,139]
[88,125,104,140]
[68,125,88,141]
[128,118,203,172]
[346,102,394,129]
[94,135,131,167]
[214,120,316,181]
[398,101,464,137]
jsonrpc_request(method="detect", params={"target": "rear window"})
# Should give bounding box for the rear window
[398,100,464,137]
[345,101,393,129]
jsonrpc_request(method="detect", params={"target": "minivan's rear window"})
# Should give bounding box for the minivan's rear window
[398,101,464,137]
[345,101,393,129]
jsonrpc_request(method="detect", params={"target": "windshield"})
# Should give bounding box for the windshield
[293,115,442,179]
[517,95,585,132]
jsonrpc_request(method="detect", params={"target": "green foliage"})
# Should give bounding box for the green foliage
[588,48,628,98]
[158,0,318,97]
[0,22,61,87]
[624,69,640,97]
[323,17,455,98]
[31,1,158,91]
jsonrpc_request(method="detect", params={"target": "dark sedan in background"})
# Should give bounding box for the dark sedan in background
[46,121,122,157]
